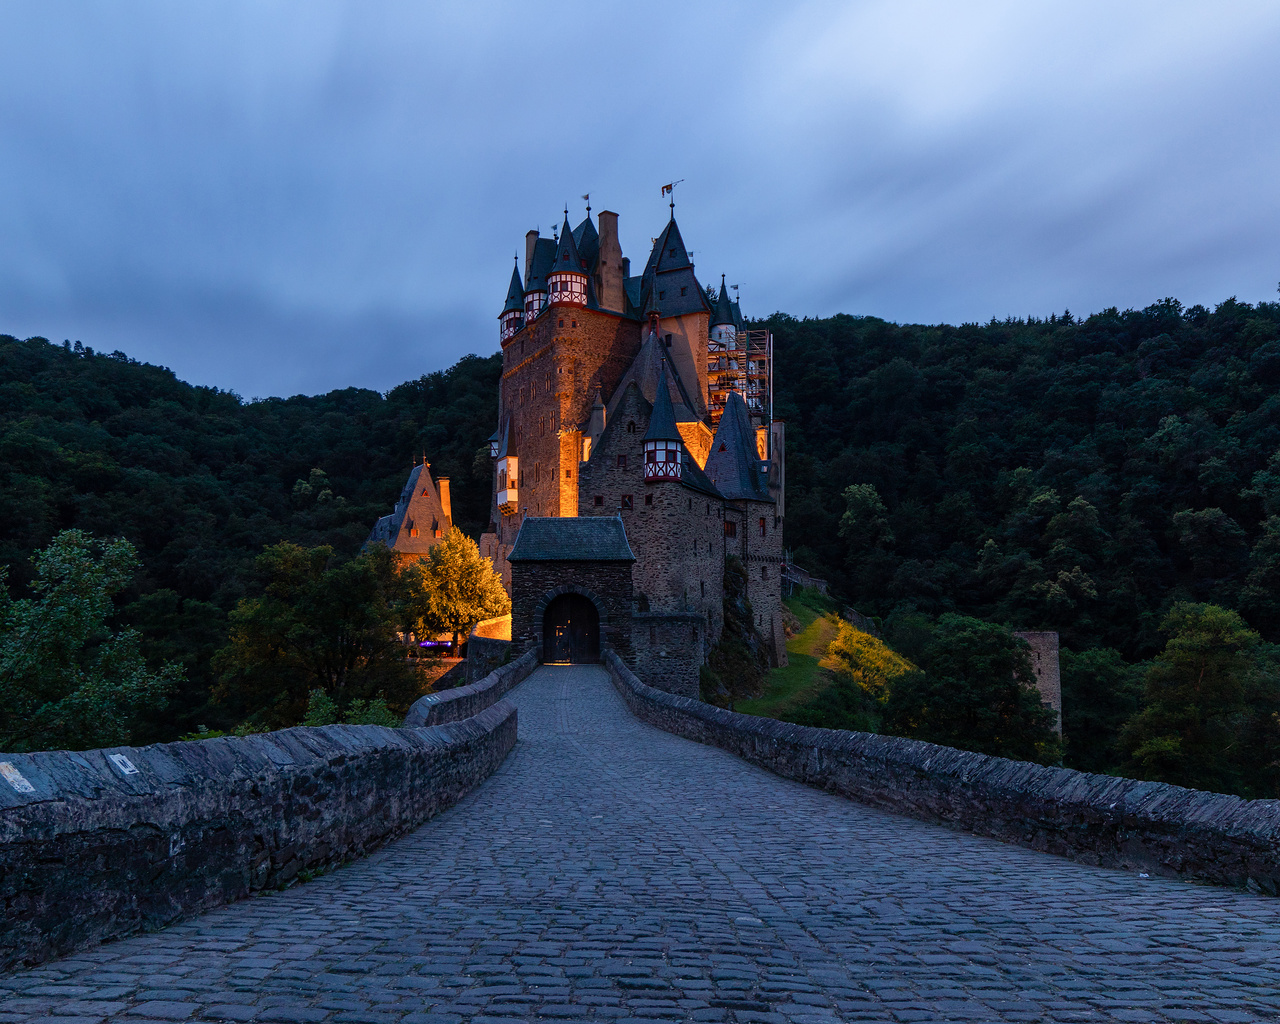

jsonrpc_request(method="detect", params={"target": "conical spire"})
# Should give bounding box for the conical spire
[644,369,680,443]
[502,260,525,314]
[552,212,586,274]
[711,275,735,327]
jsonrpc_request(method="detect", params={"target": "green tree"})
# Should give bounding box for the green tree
[1120,602,1280,796]
[0,530,181,752]
[213,542,423,728]
[881,614,1061,763]
[408,528,510,654]
[1060,647,1145,774]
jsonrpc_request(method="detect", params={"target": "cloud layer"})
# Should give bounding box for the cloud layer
[2,1,1278,396]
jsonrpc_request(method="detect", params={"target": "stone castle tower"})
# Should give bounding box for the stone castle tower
[480,203,787,693]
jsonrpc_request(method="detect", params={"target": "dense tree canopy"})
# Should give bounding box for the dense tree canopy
[768,297,1280,658]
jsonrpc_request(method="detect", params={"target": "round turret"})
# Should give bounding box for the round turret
[499,260,525,341]
[547,213,588,307]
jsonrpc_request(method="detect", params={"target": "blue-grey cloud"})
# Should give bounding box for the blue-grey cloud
[1,0,1278,397]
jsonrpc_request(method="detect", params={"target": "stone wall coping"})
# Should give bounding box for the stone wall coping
[2,702,519,968]
[403,647,538,728]
[604,650,1280,891]
[631,611,706,623]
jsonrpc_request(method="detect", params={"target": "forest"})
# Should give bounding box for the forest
[3,293,1280,792]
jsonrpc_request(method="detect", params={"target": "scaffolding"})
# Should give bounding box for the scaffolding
[707,329,772,428]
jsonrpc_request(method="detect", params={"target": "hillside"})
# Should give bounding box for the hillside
[769,298,1280,659]
[4,293,1280,740]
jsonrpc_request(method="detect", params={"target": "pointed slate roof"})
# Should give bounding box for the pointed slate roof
[502,262,525,314]
[712,276,735,327]
[572,215,599,274]
[507,516,636,562]
[496,417,514,459]
[644,217,692,275]
[525,236,557,294]
[705,391,773,502]
[551,213,587,276]
[638,215,711,319]
[643,370,680,442]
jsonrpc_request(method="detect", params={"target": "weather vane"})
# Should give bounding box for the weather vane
[660,179,685,213]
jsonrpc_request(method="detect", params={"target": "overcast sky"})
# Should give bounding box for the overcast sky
[2,1,1279,398]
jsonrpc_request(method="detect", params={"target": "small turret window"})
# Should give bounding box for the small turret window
[627,421,635,433]
[680,287,688,296]
[622,494,633,510]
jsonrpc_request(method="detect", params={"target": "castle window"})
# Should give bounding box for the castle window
[617,454,627,470]
[669,247,677,256]
[658,290,665,300]
[534,462,540,483]
[621,494,633,510]
[409,528,418,537]
[701,581,705,598]
[680,286,688,296]
[664,334,672,347]
[566,469,572,479]
[759,517,767,537]
[761,566,767,580]
[650,624,656,643]
[594,494,604,506]
[644,494,652,506]
[559,319,565,327]
[571,320,578,328]
[627,421,635,433]
[724,520,737,538]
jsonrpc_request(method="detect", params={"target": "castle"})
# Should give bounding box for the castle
[368,201,786,696]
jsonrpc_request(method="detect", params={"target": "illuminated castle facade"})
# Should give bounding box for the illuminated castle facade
[480,204,787,692]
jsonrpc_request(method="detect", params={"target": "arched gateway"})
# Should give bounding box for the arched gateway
[542,593,600,663]
[506,516,636,665]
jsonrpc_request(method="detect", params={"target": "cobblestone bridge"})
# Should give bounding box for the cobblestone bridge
[4,666,1280,1023]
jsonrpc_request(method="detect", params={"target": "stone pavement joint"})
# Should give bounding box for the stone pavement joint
[2,665,1279,1022]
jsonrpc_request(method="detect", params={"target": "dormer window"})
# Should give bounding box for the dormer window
[658,290,665,300]
[680,287,687,296]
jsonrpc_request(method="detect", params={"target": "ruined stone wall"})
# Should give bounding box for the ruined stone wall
[1015,631,1062,734]
[605,651,1280,895]
[0,704,518,970]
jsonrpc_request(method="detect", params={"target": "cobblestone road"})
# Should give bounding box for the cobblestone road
[5,665,1280,1023]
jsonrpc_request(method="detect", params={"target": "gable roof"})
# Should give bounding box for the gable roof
[507,515,636,562]
[365,463,453,554]
[502,262,524,314]
[705,390,772,502]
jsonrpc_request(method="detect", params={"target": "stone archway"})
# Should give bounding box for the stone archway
[542,593,601,664]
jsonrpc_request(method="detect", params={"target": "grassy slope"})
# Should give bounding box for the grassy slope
[737,599,840,719]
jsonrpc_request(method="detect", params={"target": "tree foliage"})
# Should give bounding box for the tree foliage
[881,614,1062,763]
[212,542,425,729]
[1120,602,1280,797]
[0,530,181,751]
[407,528,509,653]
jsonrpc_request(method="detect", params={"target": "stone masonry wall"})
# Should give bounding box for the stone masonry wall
[631,613,704,698]
[0,702,518,970]
[605,651,1280,894]
[577,382,723,644]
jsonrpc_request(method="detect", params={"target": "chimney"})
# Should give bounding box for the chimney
[524,230,539,282]
[437,476,452,527]
[597,211,624,312]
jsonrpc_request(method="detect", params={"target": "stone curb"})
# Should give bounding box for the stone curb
[0,700,518,969]
[604,649,1280,893]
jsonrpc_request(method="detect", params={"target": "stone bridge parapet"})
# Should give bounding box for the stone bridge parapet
[0,700,518,970]
[604,649,1280,894]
